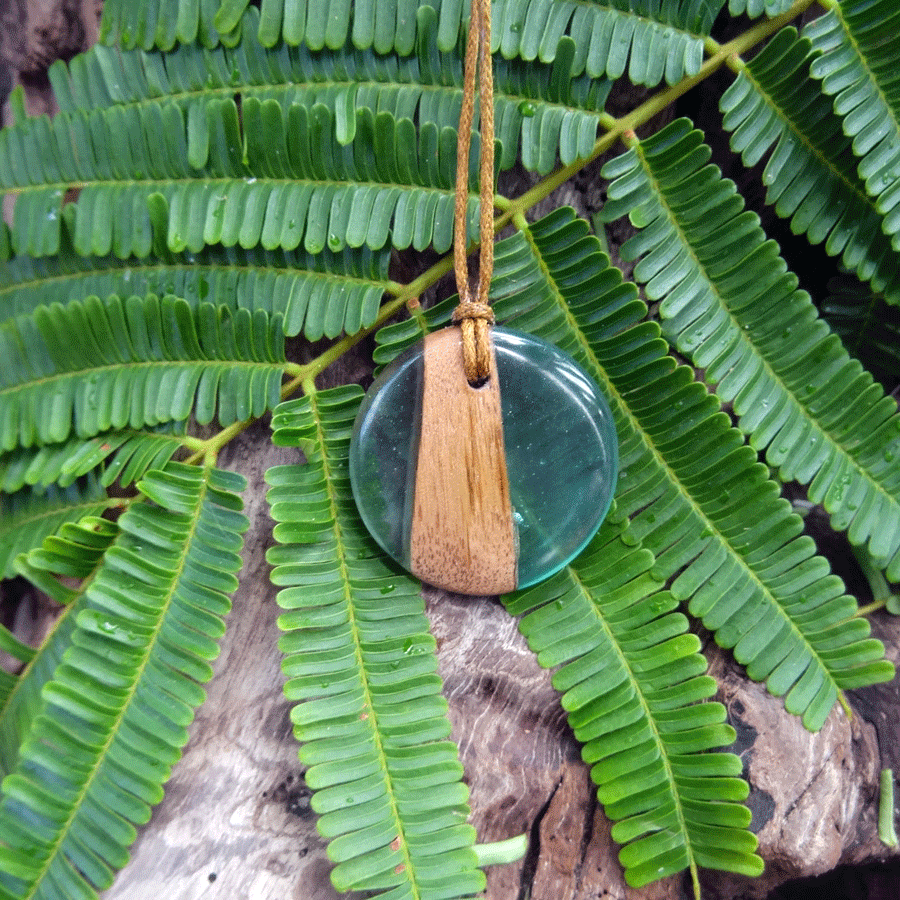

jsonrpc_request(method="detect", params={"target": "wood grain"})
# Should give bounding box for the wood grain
[409,327,517,595]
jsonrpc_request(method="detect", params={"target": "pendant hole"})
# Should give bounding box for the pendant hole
[467,375,490,390]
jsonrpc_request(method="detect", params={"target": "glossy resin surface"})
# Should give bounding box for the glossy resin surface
[350,327,618,592]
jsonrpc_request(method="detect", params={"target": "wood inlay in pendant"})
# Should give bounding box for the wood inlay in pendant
[409,327,517,595]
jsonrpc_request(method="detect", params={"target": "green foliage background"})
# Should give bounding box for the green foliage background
[0,0,898,897]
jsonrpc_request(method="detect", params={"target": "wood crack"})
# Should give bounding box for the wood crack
[516,776,564,900]
[573,779,599,894]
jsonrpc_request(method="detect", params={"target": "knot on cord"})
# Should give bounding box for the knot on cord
[452,299,495,386]
[452,300,495,326]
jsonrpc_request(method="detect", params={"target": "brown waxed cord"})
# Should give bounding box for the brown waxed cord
[452,0,495,385]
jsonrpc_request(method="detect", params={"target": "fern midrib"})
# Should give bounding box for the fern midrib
[0,259,391,305]
[0,537,110,774]
[828,1,900,176]
[0,356,286,401]
[629,135,900,528]
[20,477,207,899]
[737,59,886,231]
[5,174,462,197]
[306,385,421,898]
[517,216,851,710]
[0,494,119,536]
[564,560,702,897]
[68,76,605,120]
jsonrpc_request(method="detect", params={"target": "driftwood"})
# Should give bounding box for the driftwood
[97,416,900,900]
[2,5,900,899]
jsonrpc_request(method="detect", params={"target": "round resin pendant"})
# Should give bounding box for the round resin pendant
[349,327,618,595]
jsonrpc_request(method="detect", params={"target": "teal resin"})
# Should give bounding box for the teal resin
[349,327,618,590]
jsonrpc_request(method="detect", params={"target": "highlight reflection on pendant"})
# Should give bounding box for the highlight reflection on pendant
[349,327,618,595]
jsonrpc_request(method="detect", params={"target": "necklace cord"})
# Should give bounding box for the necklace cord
[452,0,495,385]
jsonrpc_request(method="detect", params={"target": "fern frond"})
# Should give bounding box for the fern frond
[805,2,900,251]
[0,425,185,493]
[0,622,36,720]
[727,0,792,15]
[494,0,721,86]
[517,212,894,715]
[2,8,612,264]
[267,389,485,899]
[822,277,900,392]
[178,0,719,87]
[505,511,761,887]
[0,294,285,451]
[60,8,610,175]
[0,462,247,899]
[0,517,119,776]
[377,209,894,727]
[210,0,446,50]
[0,232,391,340]
[601,119,900,580]
[0,98,474,258]
[99,0,225,50]
[719,27,900,303]
[102,0,717,86]
[0,477,114,579]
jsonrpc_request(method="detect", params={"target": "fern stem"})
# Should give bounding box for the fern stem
[856,599,886,617]
[880,769,898,848]
[179,434,209,453]
[174,279,423,465]
[852,544,897,617]
[291,240,461,382]
[690,861,701,900]
[495,0,818,233]
[146,0,827,479]
[181,418,249,465]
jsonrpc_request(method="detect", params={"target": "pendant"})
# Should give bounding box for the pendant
[349,326,618,595]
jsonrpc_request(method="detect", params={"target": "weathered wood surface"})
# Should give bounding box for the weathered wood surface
[0,0,97,76]
[411,327,517,595]
[97,420,900,900]
[102,417,681,900]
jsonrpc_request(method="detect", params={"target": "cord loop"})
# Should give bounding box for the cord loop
[452,0,495,385]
